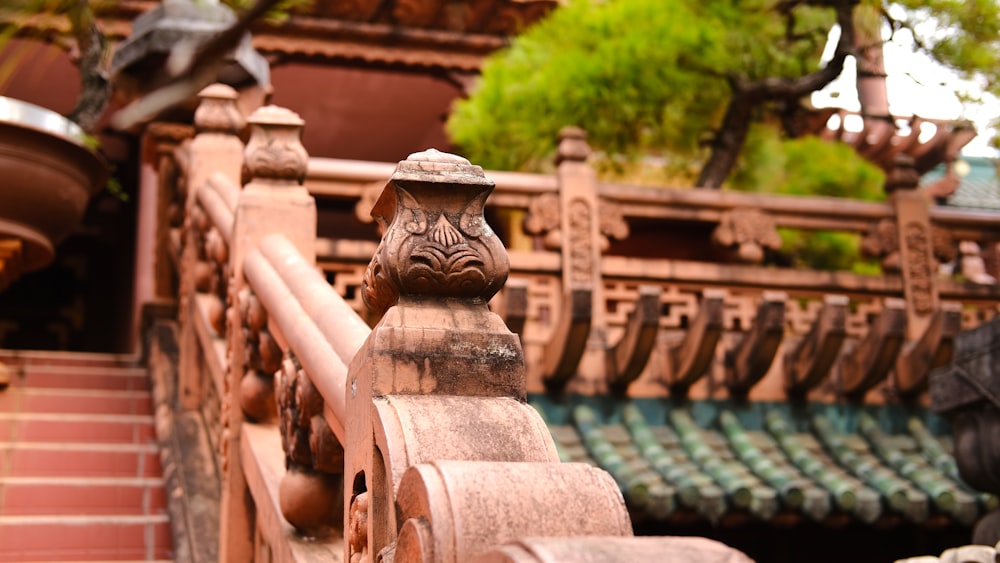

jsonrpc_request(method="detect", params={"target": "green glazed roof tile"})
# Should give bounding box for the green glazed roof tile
[540,399,983,529]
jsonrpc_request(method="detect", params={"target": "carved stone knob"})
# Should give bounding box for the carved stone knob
[361,149,509,317]
[243,105,308,184]
[194,83,245,134]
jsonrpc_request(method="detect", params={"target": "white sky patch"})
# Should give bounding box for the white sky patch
[812,24,1000,158]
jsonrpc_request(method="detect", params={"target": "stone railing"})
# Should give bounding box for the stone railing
[173,85,754,562]
[254,129,1000,408]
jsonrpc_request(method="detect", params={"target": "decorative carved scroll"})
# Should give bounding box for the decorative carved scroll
[860,219,901,272]
[664,289,725,391]
[725,291,786,396]
[500,278,529,336]
[524,194,629,251]
[895,302,963,396]
[361,150,509,319]
[901,220,936,316]
[276,352,343,534]
[607,285,662,390]
[712,208,783,264]
[838,298,907,397]
[784,295,848,396]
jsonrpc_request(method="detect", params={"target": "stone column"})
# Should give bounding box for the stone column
[178,85,245,410]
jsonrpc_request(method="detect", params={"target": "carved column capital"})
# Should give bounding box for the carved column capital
[194,84,245,135]
[361,149,509,317]
[243,105,308,185]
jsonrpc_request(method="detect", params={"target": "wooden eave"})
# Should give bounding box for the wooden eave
[9,0,557,73]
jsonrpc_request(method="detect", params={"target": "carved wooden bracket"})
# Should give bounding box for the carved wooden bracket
[607,285,662,390]
[712,208,782,263]
[361,149,509,319]
[784,295,848,397]
[541,288,592,387]
[725,291,786,396]
[664,289,725,391]
[838,298,907,397]
[895,302,963,396]
[499,278,529,336]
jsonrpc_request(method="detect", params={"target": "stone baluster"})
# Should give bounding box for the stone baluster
[178,84,245,410]
[221,104,315,561]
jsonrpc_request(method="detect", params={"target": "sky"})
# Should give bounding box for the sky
[811,24,1000,159]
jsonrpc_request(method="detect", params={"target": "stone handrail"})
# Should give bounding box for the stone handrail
[174,85,755,562]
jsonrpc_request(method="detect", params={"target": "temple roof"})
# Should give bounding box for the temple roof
[534,398,993,528]
[84,0,558,72]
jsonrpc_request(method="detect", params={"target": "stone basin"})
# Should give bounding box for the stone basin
[0,96,108,273]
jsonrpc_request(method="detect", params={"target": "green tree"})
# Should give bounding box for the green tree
[448,0,1000,190]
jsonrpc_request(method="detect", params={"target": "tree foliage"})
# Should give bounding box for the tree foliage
[448,0,1000,186]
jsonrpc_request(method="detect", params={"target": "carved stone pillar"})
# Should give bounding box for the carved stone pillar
[887,155,938,340]
[178,84,245,410]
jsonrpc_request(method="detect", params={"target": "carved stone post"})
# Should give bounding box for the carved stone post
[543,128,604,392]
[178,85,245,410]
[220,105,315,561]
[345,150,569,562]
[887,155,938,340]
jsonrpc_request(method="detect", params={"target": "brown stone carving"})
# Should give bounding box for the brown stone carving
[234,289,277,424]
[276,352,344,534]
[712,208,783,263]
[193,84,246,135]
[784,295,848,396]
[894,302,963,396]
[725,291,786,396]
[524,193,629,251]
[523,192,561,250]
[860,218,901,272]
[665,289,725,391]
[361,149,509,318]
[901,220,935,315]
[242,106,309,184]
[838,298,907,397]
[862,220,955,275]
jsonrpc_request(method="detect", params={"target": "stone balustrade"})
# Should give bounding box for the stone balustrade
[172,84,759,562]
[165,82,1000,561]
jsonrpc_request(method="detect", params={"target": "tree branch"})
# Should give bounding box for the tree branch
[696,0,857,188]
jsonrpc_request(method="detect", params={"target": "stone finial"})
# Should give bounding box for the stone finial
[361,149,509,317]
[243,105,308,184]
[556,126,591,164]
[194,84,245,134]
[884,154,920,193]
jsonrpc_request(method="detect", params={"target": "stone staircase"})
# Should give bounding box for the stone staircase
[0,351,172,561]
